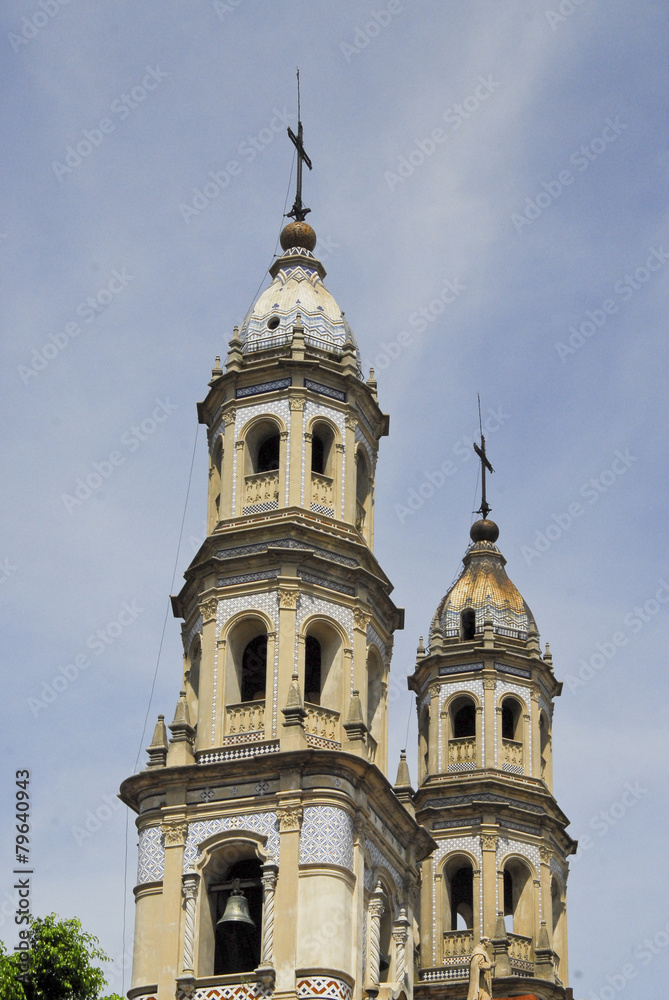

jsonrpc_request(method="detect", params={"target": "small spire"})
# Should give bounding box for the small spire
[168,690,195,745]
[282,670,307,728]
[211,355,222,377]
[394,750,413,790]
[146,713,168,768]
[416,636,425,657]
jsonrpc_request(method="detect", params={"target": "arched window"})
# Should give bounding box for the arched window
[210,857,263,975]
[355,448,371,537]
[418,706,430,780]
[185,638,201,726]
[241,635,267,702]
[501,697,522,741]
[256,434,280,473]
[209,438,223,529]
[302,621,343,714]
[367,649,385,746]
[452,698,476,738]
[310,421,335,477]
[444,857,474,931]
[304,635,322,704]
[502,858,533,937]
[225,618,269,712]
[461,607,476,640]
[551,875,566,965]
[448,695,477,771]
[540,712,552,784]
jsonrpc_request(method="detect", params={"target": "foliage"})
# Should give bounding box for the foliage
[0,915,124,1000]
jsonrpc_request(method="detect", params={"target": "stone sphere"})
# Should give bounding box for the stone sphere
[280,220,317,252]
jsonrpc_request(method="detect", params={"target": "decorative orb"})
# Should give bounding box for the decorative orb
[280,220,317,252]
[470,519,499,543]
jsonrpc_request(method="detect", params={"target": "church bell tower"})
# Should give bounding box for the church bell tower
[120,119,434,1000]
[409,438,576,1000]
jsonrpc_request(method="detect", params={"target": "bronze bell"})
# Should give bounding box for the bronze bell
[217,879,255,929]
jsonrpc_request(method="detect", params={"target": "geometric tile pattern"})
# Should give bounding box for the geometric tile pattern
[197,741,280,764]
[236,378,292,399]
[494,661,531,679]
[438,679,485,771]
[366,622,386,663]
[183,811,280,871]
[355,423,376,473]
[137,825,165,884]
[296,975,352,1000]
[439,661,484,676]
[216,537,357,568]
[177,984,273,1000]
[182,614,203,655]
[365,838,403,894]
[550,853,569,891]
[299,806,354,871]
[304,379,347,403]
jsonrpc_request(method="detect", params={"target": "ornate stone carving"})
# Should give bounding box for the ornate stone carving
[303,431,313,442]
[278,588,300,609]
[367,883,385,987]
[353,608,372,630]
[345,412,357,431]
[540,846,552,864]
[392,909,410,982]
[223,409,236,426]
[235,439,245,451]
[200,597,218,622]
[162,820,188,847]
[260,863,278,965]
[277,805,303,832]
[483,676,496,690]
[280,430,289,441]
[481,834,497,851]
[290,397,306,411]
[335,442,345,453]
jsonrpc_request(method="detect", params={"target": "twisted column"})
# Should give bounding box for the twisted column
[367,882,385,986]
[260,863,279,964]
[392,908,410,982]
[181,872,200,974]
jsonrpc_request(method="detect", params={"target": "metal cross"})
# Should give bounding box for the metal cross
[286,69,312,222]
[473,395,494,519]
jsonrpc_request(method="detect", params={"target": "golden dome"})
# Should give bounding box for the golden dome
[433,520,536,641]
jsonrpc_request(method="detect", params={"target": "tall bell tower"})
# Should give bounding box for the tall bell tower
[120,145,434,1000]
[409,467,576,1000]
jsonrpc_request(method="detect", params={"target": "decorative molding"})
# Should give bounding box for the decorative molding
[353,608,372,630]
[483,676,496,690]
[481,834,497,851]
[200,598,218,623]
[162,820,188,848]
[278,588,300,609]
[277,805,303,833]
[290,397,306,411]
[183,813,280,869]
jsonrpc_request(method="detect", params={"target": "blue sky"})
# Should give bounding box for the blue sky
[1,2,668,997]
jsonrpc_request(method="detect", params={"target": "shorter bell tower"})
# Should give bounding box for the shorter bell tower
[409,509,575,1000]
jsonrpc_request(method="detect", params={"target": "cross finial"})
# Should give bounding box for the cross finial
[473,394,494,519]
[286,68,312,222]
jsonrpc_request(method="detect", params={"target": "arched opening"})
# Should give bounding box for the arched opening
[502,858,533,939]
[367,648,385,747]
[185,638,201,727]
[302,620,343,718]
[256,434,280,473]
[418,706,430,781]
[241,635,267,702]
[243,419,282,513]
[448,695,477,770]
[209,857,263,975]
[209,438,223,529]
[501,697,522,740]
[551,875,566,970]
[444,857,474,931]
[501,697,524,773]
[310,421,335,476]
[225,617,269,717]
[355,448,371,537]
[540,711,552,785]
[304,635,322,704]
[460,607,476,640]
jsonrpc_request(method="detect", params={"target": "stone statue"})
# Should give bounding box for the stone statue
[467,938,495,1000]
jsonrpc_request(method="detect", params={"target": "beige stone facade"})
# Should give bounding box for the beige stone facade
[120,222,574,1000]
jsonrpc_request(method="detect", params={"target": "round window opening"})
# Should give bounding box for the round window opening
[267,315,280,331]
